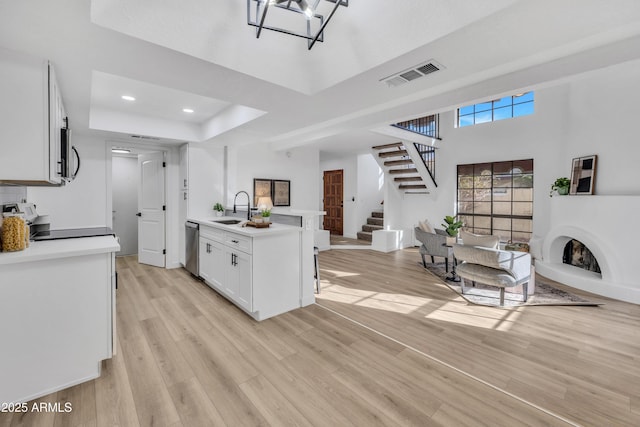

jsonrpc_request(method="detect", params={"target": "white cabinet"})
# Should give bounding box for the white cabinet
[0,239,117,403]
[197,223,300,321]
[179,144,189,265]
[0,47,66,185]
[179,143,189,190]
[199,235,224,291]
[224,246,253,311]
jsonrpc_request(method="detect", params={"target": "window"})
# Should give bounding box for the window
[457,92,534,127]
[457,159,533,243]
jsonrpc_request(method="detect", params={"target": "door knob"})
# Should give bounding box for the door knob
[136,212,142,217]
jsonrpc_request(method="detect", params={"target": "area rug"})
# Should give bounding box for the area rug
[422,262,601,307]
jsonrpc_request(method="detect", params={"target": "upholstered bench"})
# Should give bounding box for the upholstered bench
[453,244,531,306]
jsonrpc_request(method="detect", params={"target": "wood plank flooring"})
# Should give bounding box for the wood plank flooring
[316,248,640,427]
[1,249,638,426]
[329,235,371,246]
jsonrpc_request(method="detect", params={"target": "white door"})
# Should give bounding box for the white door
[138,152,165,267]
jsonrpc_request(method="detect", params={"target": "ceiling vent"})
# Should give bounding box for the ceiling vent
[380,60,444,88]
[130,134,161,141]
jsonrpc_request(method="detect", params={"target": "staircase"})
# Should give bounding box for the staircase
[372,142,428,194]
[356,211,384,242]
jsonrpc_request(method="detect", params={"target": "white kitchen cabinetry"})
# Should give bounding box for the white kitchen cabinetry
[199,235,224,291]
[0,236,119,403]
[197,222,300,321]
[224,241,253,312]
[179,144,189,265]
[0,47,66,185]
[179,143,189,190]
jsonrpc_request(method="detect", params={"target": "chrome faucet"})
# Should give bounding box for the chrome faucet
[233,191,251,220]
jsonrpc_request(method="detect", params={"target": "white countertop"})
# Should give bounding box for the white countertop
[189,217,302,237]
[273,209,326,217]
[0,235,120,265]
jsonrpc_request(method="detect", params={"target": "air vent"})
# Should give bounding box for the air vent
[130,135,161,141]
[380,60,444,88]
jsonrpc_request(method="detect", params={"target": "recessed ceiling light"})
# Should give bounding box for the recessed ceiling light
[121,95,136,101]
[183,108,194,113]
[112,148,131,154]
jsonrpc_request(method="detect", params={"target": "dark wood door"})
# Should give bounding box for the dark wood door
[323,169,343,235]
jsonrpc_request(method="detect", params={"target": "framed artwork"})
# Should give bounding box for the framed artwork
[253,178,272,206]
[570,155,597,195]
[272,179,291,206]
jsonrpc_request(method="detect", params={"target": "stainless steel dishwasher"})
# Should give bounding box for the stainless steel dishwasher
[185,221,199,277]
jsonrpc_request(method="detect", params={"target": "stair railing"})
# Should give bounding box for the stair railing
[414,143,437,187]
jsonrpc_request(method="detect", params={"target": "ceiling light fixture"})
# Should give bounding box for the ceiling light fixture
[182,108,194,113]
[111,148,131,154]
[247,0,348,50]
[121,95,136,101]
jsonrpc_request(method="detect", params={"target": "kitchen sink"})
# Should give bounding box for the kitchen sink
[211,219,242,225]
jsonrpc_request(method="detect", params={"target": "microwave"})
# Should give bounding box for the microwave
[60,118,79,182]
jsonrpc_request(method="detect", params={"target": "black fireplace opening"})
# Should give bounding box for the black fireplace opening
[563,239,601,274]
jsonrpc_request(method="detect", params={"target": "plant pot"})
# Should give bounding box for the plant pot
[446,236,456,246]
[557,187,569,195]
[215,211,223,217]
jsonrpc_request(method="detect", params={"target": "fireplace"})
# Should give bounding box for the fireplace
[563,239,601,274]
[534,195,640,304]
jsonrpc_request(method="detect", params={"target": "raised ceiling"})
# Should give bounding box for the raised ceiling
[1,0,640,154]
[90,0,518,95]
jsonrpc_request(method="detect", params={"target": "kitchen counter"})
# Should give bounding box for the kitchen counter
[0,235,120,265]
[190,216,312,321]
[0,235,118,403]
[188,216,302,237]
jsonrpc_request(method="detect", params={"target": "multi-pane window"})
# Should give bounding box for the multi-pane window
[457,159,533,243]
[457,92,534,127]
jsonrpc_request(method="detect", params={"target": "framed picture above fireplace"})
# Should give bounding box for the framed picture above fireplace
[570,155,597,195]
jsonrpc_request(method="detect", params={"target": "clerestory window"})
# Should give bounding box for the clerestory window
[457,92,534,127]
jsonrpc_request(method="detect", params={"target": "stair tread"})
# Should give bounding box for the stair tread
[356,231,373,242]
[367,218,384,226]
[399,184,427,189]
[389,168,418,174]
[394,176,423,182]
[372,142,403,150]
[378,150,408,158]
[384,159,413,166]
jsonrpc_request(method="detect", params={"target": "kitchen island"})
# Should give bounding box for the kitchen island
[188,217,313,321]
[0,236,119,404]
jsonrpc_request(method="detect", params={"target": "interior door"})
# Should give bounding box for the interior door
[138,152,166,267]
[323,169,343,235]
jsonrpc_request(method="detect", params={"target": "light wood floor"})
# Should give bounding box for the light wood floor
[2,249,639,426]
[330,235,371,246]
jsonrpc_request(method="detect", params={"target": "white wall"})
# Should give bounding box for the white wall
[400,82,569,243]
[187,142,225,219]
[356,153,384,223]
[228,144,320,213]
[28,133,108,229]
[396,58,640,254]
[319,155,357,237]
[318,153,385,238]
[564,60,640,195]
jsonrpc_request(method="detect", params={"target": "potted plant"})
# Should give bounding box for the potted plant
[213,203,225,217]
[261,208,271,223]
[550,177,570,197]
[442,215,463,245]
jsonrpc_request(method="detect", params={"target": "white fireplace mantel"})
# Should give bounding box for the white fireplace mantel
[535,195,640,304]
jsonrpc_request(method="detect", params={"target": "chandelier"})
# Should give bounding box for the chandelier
[247,0,349,50]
